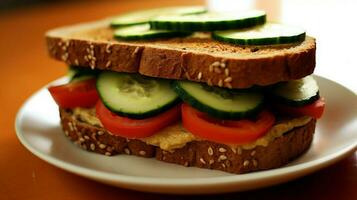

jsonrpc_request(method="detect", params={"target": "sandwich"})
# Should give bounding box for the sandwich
[46,6,325,174]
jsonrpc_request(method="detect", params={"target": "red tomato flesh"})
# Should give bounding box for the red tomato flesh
[275,97,325,119]
[96,100,181,138]
[48,79,99,108]
[181,103,276,144]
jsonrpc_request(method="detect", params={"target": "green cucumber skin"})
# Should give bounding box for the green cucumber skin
[110,8,207,28]
[110,12,208,28]
[100,93,181,119]
[111,21,146,28]
[172,82,264,120]
[270,92,320,107]
[149,14,266,32]
[69,66,100,82]
[70,75,96,83]
[114,31,191,41]
[212,31,306,45]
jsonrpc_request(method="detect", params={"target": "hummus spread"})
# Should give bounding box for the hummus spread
[72,107,311,151]
[73,108,102,127]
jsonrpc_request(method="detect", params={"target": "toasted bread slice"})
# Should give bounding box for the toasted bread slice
[46,18,316,89]
[60,108,315,174]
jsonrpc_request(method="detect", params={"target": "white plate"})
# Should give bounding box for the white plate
[15,75,357,194]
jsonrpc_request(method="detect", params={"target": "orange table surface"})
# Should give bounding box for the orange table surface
[1,0,356,199]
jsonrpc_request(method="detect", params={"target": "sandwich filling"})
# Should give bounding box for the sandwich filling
[49,70,324,152]
[72,107,311,151]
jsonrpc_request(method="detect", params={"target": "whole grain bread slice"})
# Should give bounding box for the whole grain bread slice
[46,18,316,89]
[60,108,315,174]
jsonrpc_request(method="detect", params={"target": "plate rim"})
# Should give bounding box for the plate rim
[15,75,357,188]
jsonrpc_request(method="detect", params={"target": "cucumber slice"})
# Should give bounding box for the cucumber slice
[97,72,180,119]
[114,24,190,41]
[68,66,100,82]
[173,81,264,119]
[110,6,206,27]
[212,23,305,45]
[71,75,96,83]
[150,10,266,31]
[67,67,77,80]
[271,76,319,106]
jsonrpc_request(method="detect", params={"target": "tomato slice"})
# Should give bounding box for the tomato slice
[275,97,325,119]
[48,79,99,108]
[96,100,181,138]
[181,103,275,144]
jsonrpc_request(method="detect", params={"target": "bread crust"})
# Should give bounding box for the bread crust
[46,19,316,89]
[59,108,315,174]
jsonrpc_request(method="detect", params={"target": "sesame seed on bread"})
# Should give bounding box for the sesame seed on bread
[46,18,316,89]
[60,108,316,174]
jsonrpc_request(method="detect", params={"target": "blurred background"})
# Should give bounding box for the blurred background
[0,1,356,199]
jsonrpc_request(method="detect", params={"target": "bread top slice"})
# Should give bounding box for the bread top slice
[46,18,316,89]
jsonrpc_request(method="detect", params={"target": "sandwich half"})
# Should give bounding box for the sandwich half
[46,7,324,174]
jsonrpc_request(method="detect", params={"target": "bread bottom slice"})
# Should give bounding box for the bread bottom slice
[59,108,316,174]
